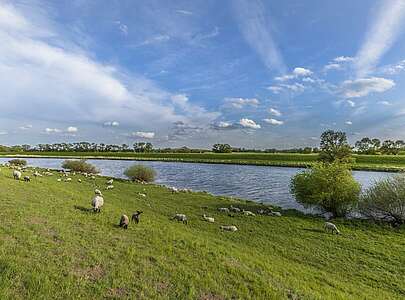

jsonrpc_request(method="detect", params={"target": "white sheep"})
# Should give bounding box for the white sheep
[57,178,62,182]
[324,222,340,234]
[243,210,256,216]
[220,225,238,232]
[169,186,179,193]
[78,179,82,183]
[92,195,104,213]
[202,214,215,223]
[218,207,230,213]
[172,213,188,224]
[23,175,30,182]
[94,189,103,196]
[13,170,21,180]
[106,185,114,190]
[65,178,72,182]
[138,193,146,197]
[106,179,113,185]
[119,214,129,229]
[230,205,241,213]
[270,211,282,217]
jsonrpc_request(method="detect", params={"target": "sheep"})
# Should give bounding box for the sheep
[324,222,340,234]
[270,211,282,217]
[119,214,129,229]
[91,195,104,213]
[106,185,114,190]
[94,189,103,196]
[202,214,215,223]
[220,225,238,232]
[57,178,62,182]
[23,176,30,182]
[91,175,95,179]
[78,179,82,183]
[169,186,178,193]
[172,213,188,224]
[138,193,146,198]
[230,205,241,213]
[218,207,230,213]
[131,211,143,224]
[106,179,113,185]
[242,210,256,216]
[65,178,72,182]
[13,170,21,180]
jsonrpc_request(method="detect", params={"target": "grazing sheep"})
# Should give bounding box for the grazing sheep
[106,179,113,185]
[230,205,241,213]
[57,178,62,182]
[169,186,179,193]
[23,176,30,182]
[119,215,129,229]
[13,170,21,180]
[131,211,143,224]
[106,185,114,190]
[91,175,95,179]
[270,211,282,217]
[242,210,256,216]
[91,195,104,213]
[94,189,103,196]
[65,178,72,182]
[220,225,238,232]
[172,213,188,224]
[138,193,146,197]
[324,222,340,234]
[202,214,215,223]
[78,179,82,183]
[218,207,230,213]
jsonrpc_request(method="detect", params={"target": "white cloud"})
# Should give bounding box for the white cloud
[378,100,392,106]
[345,121,353,125]
[133,131,155,139]
[114,21,128,35]
[0,130,8,135]
[233,0,286,73]
[279,83,305,93]
[239,118,261,129]
[175,10,193,15]
[135,34,171,47]
[263,118,284,125]
[347,100,356,107]
[355,0,405,77]
[341,77,395,98]
[19,124,32,130]
[224,97,260,109]
[333,56,354,63]
[275,67,313,81]
[103,121,120,127]
[268,108,281,117]
[217,121,232,128]
[45,128,61,133]
[67,126,78,133]
[380,59,405,75]
[324,63,341,71]
[267,86,283,94]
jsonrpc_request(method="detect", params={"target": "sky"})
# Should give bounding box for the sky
[0,0,405,149]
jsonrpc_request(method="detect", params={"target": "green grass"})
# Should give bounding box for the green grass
[0,167,404,299]
[3,152,405,172]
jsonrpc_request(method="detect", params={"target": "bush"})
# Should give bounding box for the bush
[360,175,405,226]
[61,160,98,174]
[124,164,156,182]
[290,162,360,217]
[9,159,27,166]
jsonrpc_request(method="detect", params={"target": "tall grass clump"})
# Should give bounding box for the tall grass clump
[290,162,360,217]
[124,164,156,182]
[360,175,405,226]
[61,159,98,174]
[9,159,27,166]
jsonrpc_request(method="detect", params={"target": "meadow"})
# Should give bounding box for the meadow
[3,152,405,172]
[0,167,404,299]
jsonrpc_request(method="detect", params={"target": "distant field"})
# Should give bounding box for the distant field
[0,167,404,298]
[2,152,405,171]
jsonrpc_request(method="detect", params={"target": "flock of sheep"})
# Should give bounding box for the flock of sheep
[6,163,341,235]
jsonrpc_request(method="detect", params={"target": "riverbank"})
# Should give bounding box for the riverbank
[0,167,404,299]
[2,152,405,172]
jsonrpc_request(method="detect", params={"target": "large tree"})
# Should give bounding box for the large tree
[319,130,352,163]
[212,143,232,153]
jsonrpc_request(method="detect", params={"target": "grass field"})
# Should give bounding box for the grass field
[0,167,404,299]
[3,152,405,172]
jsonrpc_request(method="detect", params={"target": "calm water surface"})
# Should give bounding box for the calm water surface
[0,157,394,213]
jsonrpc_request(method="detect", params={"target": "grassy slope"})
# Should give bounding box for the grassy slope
[3,152,405,172]
[0,168,404,299]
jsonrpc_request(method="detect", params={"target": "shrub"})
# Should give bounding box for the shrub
[290,162,360,217]
[360,175,405,226]
[61,159,98,174]
[124,164,156,182]
[9,159,27,166]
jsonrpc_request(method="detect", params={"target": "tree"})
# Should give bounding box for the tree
[133,142,153,153]
[290,162,361,217]
[380,140,399,155]
[212,144,232,153]
[355,137,377,154]
[318,130,352,162]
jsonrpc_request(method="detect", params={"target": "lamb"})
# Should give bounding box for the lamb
[13,170,21,180]
[202,214,215,223]
[131,211,143,224]
[23,176,30,182]
[220,225,238,232]
[242,210,256,216]
[92,195,104,213]
[106,179,113,185]
[172,213,188,224]
[218,207,230,213]
[106,185,114,190]
[230,205,241,213]
[119,214,129,229]
[94,189,103,196]
[324,222,340,234]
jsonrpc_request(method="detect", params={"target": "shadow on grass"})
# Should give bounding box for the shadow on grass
[73,205,93,213]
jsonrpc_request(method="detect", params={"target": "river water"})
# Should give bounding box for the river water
[0,157,394,213]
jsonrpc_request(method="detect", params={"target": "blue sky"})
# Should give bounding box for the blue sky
[1,0,405,149]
